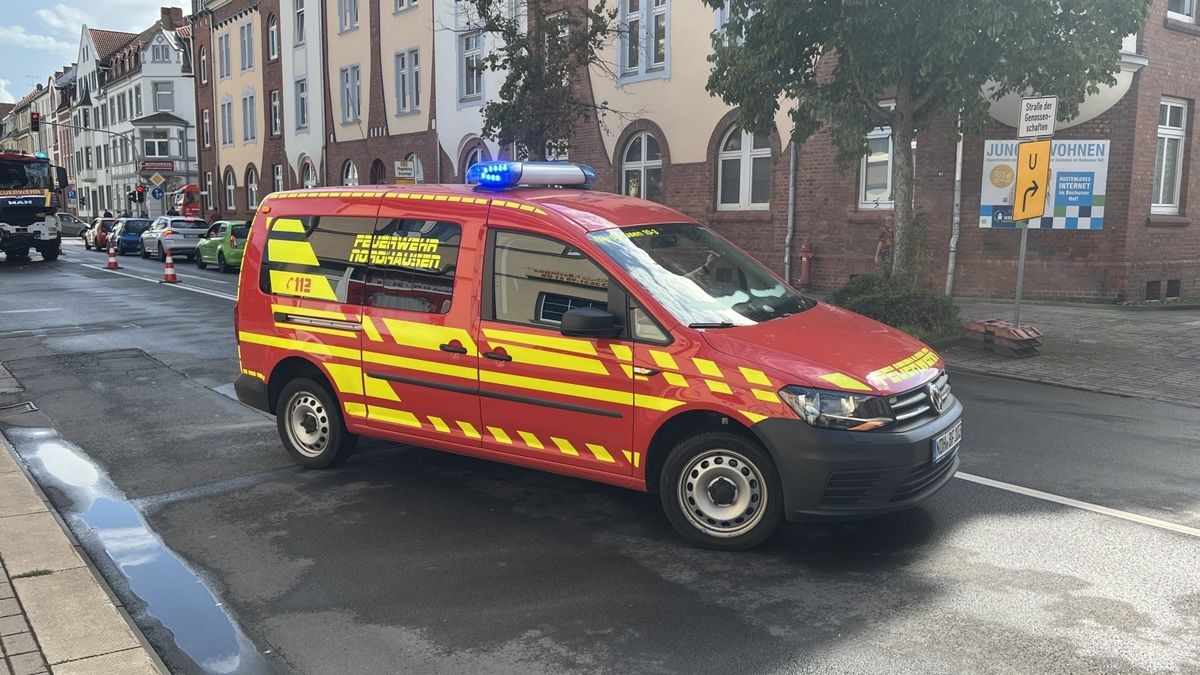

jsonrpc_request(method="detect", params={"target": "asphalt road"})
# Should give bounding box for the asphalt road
[1,241,1198,674]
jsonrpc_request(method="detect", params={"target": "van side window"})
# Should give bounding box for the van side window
[491,231,610,327]
[259,215,372,304]
[363,219,462,314]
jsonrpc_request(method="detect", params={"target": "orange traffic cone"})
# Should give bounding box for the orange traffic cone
[105,245,120,270]
[160,247,180,284]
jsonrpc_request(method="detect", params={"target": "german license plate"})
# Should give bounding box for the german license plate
[932,420,962,463]
[184,233,198,238]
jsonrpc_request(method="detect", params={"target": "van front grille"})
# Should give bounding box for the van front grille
[887,372,950,427]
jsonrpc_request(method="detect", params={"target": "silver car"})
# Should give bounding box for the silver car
[56,212,88,237]
[140,216,209,260]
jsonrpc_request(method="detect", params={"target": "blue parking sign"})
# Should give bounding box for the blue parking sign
[151,187,165,200]
[67,189,77,199]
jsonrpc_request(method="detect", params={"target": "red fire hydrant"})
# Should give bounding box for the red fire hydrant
[799,240,814,289]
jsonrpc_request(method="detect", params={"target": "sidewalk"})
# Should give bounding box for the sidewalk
[941,300,1200,407]
[0,436,164,675]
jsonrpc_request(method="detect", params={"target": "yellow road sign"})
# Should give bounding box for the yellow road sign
[1013,139,1051,221]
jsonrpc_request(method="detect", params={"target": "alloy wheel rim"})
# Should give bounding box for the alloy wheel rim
[285,392,330,458]
[678,449,766,538]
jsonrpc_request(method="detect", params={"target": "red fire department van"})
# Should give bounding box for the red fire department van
[234,162,962,549]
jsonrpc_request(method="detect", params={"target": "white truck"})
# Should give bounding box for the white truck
[0,150,70,262]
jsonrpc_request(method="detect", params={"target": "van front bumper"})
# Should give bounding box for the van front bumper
[750,397,962,521]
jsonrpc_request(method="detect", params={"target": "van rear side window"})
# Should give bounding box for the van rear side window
[362,219,462,314]
[259,215,373,303]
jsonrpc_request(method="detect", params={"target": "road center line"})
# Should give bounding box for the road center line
[955,472,1200,538]
[78,264,237,301]
[0,308,63,314]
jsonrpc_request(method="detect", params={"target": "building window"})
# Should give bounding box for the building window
[267,15,279,60]
[1168,0,1196,22]
[199,47,208,83]
[395,48,420,113]
[295,79,309,129]
[1153,98,1188,215]
[242,93,257,141]
[717,129,770,210]
[273,164,284,193]
[220,100,234,146]
[218,33,231,78]
[621,131,663,202]
[460,32,483,102]
[338,0,359,31]
[151,44,171,62]
[152,82,174,112]
[343,160,359,186]
[620,0,668,79]
[269,90,281,135]
[225,170,236,211]
[85,147,92,170]
[463,147,484,182]
[143,130,170,157]
[247,167,259,208]
[301,161,317,188]
[340,66,361,122]
[204,171,214,210]
[239,22,255,71]
[396,0,418,10]
[295,0,306,44]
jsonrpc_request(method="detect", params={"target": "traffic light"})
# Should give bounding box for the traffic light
[135,185,146,203]
[30,112,40,132]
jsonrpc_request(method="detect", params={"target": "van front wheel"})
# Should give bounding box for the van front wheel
[276,377,358,469]
[660,431,783,551]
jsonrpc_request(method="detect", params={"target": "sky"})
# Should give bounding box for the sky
[0,1,185,104]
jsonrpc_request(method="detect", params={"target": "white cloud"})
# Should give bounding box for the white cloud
[35,4,95,34]
[0,80,14,104]
[0,26,75,57]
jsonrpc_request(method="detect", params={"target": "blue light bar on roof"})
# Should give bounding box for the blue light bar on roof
[466,161,597,190]
[34,152,48,159]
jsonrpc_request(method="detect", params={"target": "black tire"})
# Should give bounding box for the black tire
[276,377,358,469]
[38,245,60,262]
[84,238,91,251]
[140,243,150,259]
[660,431,784,551]
[217,252,230,274]
[196,252,207,269]
[157,243,164,260]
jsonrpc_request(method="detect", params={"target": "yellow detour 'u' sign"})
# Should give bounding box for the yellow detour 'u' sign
[1014,139,1051,222]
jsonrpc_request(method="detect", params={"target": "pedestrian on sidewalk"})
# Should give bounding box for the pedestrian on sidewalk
[875,221,894,280]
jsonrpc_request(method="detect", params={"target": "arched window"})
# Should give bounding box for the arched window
[267,15,279,60]
[199,46,208,84]
[246,166,259,208]
[621,131,662,202]
[367,158,386,184]
[342,160,359,186]
[406,153,424,183]
[717,128,771,210]
[463,147,484,182]
[301,161,317,188]
[224,170,236,211]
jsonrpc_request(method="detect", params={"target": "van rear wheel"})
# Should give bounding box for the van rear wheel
[660,431,783,551]
[276,377,358,469]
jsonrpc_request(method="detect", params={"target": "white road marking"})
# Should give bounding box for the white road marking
[956,472,1200,539]
[0,308,63,314]
[78,264,237,301]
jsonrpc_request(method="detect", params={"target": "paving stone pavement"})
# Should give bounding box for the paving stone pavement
[0,558,48,675]
[943,300,1200,407]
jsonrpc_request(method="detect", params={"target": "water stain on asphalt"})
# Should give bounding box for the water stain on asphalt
[5,427,273,675]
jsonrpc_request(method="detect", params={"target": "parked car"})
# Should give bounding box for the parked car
[195,220,248,273]
[84,218,117,251]
[109,218,153,255]
[140,216,208,260]
[56,212,88,237]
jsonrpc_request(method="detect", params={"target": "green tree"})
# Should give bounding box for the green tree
[704,0,1150,282]
[460,0,619,161]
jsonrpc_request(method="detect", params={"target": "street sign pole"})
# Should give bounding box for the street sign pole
[1013,224,1029,328]
[1010,95,1057,329]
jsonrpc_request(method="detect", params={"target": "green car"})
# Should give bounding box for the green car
[196,220,249,273]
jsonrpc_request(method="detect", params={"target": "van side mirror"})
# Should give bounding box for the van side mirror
[54,167,68,191]
[560,306,621,338]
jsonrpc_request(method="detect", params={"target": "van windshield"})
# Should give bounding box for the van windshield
[588,223,813,327]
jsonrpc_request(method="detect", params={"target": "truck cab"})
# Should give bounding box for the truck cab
[0,151,69,262]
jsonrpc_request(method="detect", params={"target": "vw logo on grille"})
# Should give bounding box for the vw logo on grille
[927,382,946,413]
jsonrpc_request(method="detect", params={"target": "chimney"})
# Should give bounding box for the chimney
[161,7,184,29]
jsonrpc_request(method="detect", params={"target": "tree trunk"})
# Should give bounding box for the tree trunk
[890,91,917,283]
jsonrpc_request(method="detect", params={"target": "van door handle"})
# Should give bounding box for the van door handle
[439,342,468,355]
[483,350,512,362]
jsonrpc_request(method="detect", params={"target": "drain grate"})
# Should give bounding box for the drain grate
[0,401,38,421]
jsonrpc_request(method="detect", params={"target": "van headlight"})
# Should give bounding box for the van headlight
[779,386,893,431]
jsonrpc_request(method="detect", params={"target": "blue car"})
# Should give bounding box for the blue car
[109,218,153,255]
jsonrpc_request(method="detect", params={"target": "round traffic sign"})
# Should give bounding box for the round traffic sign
[151,187,165,200]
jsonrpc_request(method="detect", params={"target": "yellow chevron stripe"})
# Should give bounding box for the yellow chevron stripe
[662,372,688,387]
[820,372,873,392]
[324,363,364,396]
[488,343,609,375]
[457,421,481,439]
[345,402,367,417]
[361,350,478,381]
[650,350,678,370]
[622,450,634,465]
[361,316,383,342]
[705,379,733,395]
[740,367,772,386]
[383,318,478,356]
[487,426,513,444]
[517,431,544,449]
[270,217,306,233]
[609,344,633,361]
[551,437,580,456]
[368,406,422,428]
[238,331,360,360]
[584,443,616,463]
[267,239,319,266]
[753,389,781,403]
[741,411,768,424]
[428,416,451,433]
[693,358,723,378]
[364,375,400,401]
[479,370,682,412]
[482,328,597,355]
